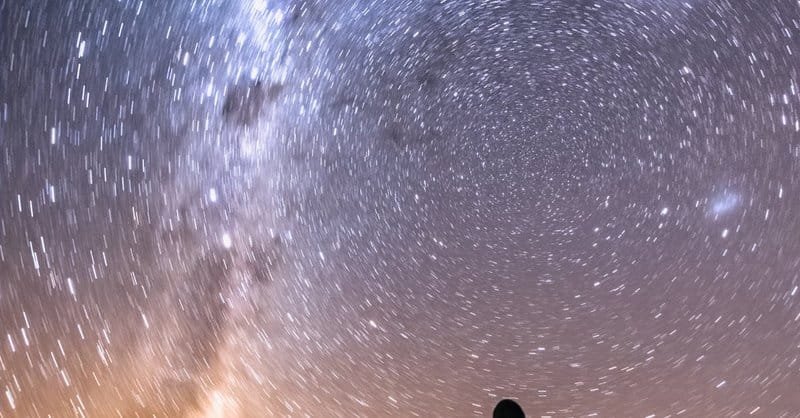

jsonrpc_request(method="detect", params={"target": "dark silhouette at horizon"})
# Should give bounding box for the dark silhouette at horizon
[493,399,525,418]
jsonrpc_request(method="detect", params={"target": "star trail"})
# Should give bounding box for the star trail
[1,0,800,416]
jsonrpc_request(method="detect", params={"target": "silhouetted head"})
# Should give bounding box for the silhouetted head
[493,399,525,418]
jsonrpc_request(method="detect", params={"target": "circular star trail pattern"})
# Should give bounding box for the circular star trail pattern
[1,0,800,416]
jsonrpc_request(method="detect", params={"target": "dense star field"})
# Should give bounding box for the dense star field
[1,0,800,416]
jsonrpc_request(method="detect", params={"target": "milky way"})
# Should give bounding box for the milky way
[1,0,800,416]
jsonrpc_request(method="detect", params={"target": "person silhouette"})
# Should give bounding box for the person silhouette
[493,399,525,418]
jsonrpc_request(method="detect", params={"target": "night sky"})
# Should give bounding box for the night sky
[1,0,800,416]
